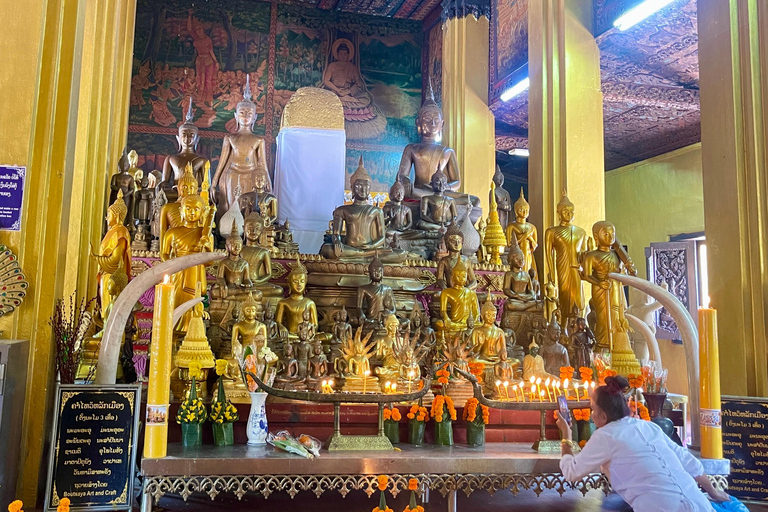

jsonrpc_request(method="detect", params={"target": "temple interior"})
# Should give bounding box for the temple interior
[0,0,766,510]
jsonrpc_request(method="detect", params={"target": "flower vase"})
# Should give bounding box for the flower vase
[246,392,268,445]
[383,420,400,444]
[408,420,426,445]
[212,422,234,446]
[181,423,203,447]
[434,418,454,446]
[644,392,676,439]
[466,422,485,447]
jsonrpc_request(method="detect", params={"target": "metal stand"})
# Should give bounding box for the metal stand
[531,409,560,453]
[447,489,457,512]
[140,481,152,512]
[326,401,394,451]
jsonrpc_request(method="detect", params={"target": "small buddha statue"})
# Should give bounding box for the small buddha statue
[238,173,278,226]
[339,327,379,392]
[320,156,409,263]
[420,311,437,350]
[212,76,270,227]
[417,169,457,231]
[570,317,596,370]
[476,217,488,263]
[540,318,570,376]
[544,192,588,318]
[276,257,318,338]
[383,180,413,235]
[241,213,283,297]
[522,340,553,381]
[230,292,268,352]
[150,188,167,252]
[263,306,288,350]
[306,342,329,391]
[109,149,136,230]
[211,221,260,300]
[470,300,506,365]
[330,307,352,371]
[398,346,422,385]
[357,254,396,335]
[543,281,559,323]
[436,224,478,290]
[296,318,313,380]
[504,328,526,363]
[160,193,214,330]
[494,348,515,394]
[505,189,538,279]
[160,163,199,241]
[397,82,480,218]
[161,98,210,202]
[134,174,155,242]
[374,314,400,382]
[435,258,480,338]
[491,165,512,230]
[91,190,132,319]
[275,341,301,389]
[502,234,542,313]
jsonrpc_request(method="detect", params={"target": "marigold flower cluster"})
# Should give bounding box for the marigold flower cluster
[573,408,591,421]
[436,367,451,385]
[430,394,457,423]
[559,366,575,380]
[578,367,593,383]
[628,374,645,389]
[628,400,651,421]
[215,358,229,377]
[407,404,428,422]
[373,508,394,512]
[598,368,618,385]
[244,354,259,392]
[408,478,419,491]
[8,501,23,512]
[377,474,389,491]
[462,397,490,424]
[209,399,239,424]
[57,498,70,512]
[403,507,425,512]
[176,396,207,424]
[468,361,485,380]
[383,406,402,422]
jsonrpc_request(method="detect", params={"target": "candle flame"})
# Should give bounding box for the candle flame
[162,274,170,284]
[703,295,711,309]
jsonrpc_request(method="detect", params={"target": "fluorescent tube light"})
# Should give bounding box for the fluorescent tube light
[500,78,530,102]
[614,0,677,31]
[508,148,529,157]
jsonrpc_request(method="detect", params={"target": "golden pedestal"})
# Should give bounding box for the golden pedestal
[341,375,380,394]
[611,332,642,376]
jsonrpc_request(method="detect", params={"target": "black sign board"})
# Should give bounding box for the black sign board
[45,384,141,512]
[722,395,768,502]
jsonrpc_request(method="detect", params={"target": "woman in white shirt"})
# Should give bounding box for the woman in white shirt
[556,375,729,512]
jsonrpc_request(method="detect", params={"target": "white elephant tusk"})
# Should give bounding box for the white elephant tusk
[626,313,663,367]
[173,297,206,326]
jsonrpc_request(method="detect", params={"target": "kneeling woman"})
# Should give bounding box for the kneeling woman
[556,375,729,512]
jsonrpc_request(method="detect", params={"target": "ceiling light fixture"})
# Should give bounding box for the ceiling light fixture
[508,148,529,157]
[613,0,677,31]
[500,77,530,102]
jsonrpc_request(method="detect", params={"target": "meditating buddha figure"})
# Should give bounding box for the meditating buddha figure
[161,99,210,202]
[436,224,477,290]
[320,156,408,263]
[275,257,318,338]
[523,340,553,381]
[340,327,379,393]
[222,292,271,397]
[417,169,458,231]
[241,212,283,297]
[91,190,132,318]
[357,254,396,335]
[212,76,270,226]
[502,233,542,313]
[470,300,507,366]
[383,180,413,235]
[396,83,480,216]
[505,189,538,278]
[435,258,480,339]
[544,192,588,318]
[160,164,199,241]
[211,220,262,301]
[239,173,278,225]
[374,314,401,382]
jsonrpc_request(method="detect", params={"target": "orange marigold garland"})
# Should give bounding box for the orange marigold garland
[628,399,651,421]
[573,408,591,422]
[403,478,425,512]
[462,397,490,425]
[383,406,402,422]
[407,404,429,422]
[578,367,593,383]
[430,394,457,423]
[559,366,575,380]
[8,501,23,512]
[436,366,451,386]
[468,361,485,381]
[373,475,393,512]
[628,374,645,390]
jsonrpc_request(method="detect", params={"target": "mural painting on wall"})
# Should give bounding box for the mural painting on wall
[127,0,423,194]
[490,0,527,102]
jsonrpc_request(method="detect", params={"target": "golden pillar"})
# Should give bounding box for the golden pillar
[698,0,768,397]
[527,0,605,276]
[0,0,137,502]
[442,11,496,214]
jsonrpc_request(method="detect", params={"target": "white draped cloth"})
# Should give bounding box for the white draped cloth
[274,127,346,254]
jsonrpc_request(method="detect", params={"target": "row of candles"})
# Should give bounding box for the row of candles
[494,377,596,402]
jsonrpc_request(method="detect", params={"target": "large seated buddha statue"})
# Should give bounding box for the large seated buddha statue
[416,169,458,231]
[435,258,480,341]
[320,157,410,263]
[276,257,318,339]
[396,83,480,223]
[210,221,263,302]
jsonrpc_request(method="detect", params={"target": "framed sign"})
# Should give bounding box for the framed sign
[722,396,768,502]
[45,384,141,512]
[0,166,25,231]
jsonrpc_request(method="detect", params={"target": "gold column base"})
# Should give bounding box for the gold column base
[326,433,394,451]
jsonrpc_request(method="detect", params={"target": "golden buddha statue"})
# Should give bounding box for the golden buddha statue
[91,190,132,318]
[160,163,199,241]
[238,173,278,226]
[435,258,480,339]
[161,98,210,202]
[502,233,541,313]
[357,254,396,334]
[470,300,507,365]
[211,220,260,300]
[231,292,268,352]
[544,192,588,318]
[436,224,477,290]
[211,76,270,226]
[382,180,413,235]
[241,213,283,297]
[339,327,379,393]
[374,314,400,383]
[160,193,214,330]
[491,165,512,230]
[417,169,458,231]
[523,340,553,381]
[109,149,136,230]
[505,189,538,278]
[275,257,318,338]
[320,156,409,263]
[396,83,480,215]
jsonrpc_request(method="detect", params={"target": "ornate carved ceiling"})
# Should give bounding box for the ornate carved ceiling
[277,0,443,20]
[492,0,701,170]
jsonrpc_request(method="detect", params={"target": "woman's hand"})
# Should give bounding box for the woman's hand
[708,488,730,503]
[555,413,572,440]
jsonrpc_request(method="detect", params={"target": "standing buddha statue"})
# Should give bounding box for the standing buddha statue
[275,257,318,338]
[544,192,587,318]
[161,98,210,202]
[505,189,538,278]
[91,190,132,318]
[109,149,136,230]
[491,165,512,230]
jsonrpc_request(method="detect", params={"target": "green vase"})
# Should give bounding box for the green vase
[181,423,203,447]
[434,418,454,446]
[408,420,426,445]
[384,420,400,444]
[212,422,234,446]
[466,422,485,447]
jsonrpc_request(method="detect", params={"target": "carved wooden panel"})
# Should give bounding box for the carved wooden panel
[645,241,699,341]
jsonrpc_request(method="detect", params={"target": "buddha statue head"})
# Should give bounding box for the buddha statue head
[493,165,505,189]
[254,172,269,193]
[128,149,139,169]
[430,168,448,194]
[389,180,405,203]
[528,339,540,357]
[106,190,128,227]
[236,75,257,129]
[177,163,199,198]
[450,257,468,288]
[178,97,199,150]
[411,311,422,329]
[546,317,561,343]
[368,252,384,283]
[241,292,259,322]
[592,221,616,249]
[481,299,497,326]
[349,155,371,202]
[243,212,263,246]
[416,80,443,142]
[226,219,243,257]
[264,306,275,322]
[557,191,575,224]
[384,314,399,338]
[514,188,530,221]
[444,223,464,254]
[507,228,525,271]
[287,256,308,295]
[106,266,129,298]
[499,345,508,362]
[179,194,205,225]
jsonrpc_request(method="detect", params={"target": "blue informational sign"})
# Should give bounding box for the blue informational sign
[0,166,25,231]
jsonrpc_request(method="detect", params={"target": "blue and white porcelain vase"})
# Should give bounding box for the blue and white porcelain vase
[247,392,269,445]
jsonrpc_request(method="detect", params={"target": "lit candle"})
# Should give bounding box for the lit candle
[391,383,397,393]
[328,379,335,393]
[322,379,328,393]
[530,384,536,401]
[529,376,535,386]
[563,378,569,399]
[573,381,579,400]
[385,381,392,394]
[582,382,589,400]
[503,381,510,400]
[699,297,722,459]
[545,378,553,401]
[144,275,175,458]
[539,389,546,402]
[555,380,562,396]
[495,380,503,399]
[518,384,525,401]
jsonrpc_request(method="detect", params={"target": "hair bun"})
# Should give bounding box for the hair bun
[604,375,629,395]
